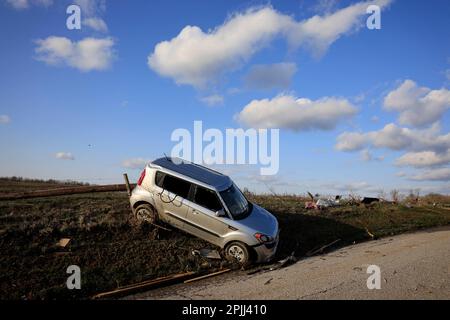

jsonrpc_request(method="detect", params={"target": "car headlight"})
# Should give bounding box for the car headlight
[254,233,274,243]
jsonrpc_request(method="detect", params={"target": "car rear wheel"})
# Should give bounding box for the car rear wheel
[135,204,157,224]
[225,242,250,265]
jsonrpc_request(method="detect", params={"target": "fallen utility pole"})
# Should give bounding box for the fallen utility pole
[183,269,231,284]
[92,271,196,299]
[0,183,136,201]
[306,239,341,257]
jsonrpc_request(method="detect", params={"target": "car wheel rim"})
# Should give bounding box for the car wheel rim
[136,208,154,223]
[228,245,245,262]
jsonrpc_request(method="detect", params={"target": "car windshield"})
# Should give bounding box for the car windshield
[219,184,250,219]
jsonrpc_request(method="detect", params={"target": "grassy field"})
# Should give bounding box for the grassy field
[0,178,449,299]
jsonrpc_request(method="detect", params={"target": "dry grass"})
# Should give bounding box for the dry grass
[0,178,449,299]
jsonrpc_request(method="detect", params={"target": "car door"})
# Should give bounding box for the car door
[156,173,191,229]
[184,184,230,246]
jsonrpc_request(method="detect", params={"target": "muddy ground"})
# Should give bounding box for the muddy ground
[0,179,449,299]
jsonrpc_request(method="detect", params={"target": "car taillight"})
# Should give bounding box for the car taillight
[137,169,146,186]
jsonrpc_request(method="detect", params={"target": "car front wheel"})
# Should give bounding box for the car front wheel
[225,241,250,265]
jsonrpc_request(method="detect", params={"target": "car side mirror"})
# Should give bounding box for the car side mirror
[215,209,226,217]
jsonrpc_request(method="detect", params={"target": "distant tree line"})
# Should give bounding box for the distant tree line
[0,176,90,186]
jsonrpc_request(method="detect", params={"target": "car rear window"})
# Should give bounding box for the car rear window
[161,174,191,199]
[155,171,164,188]
[193,185,223,212]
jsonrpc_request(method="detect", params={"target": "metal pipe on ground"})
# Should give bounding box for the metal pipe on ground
[123,173,132,197]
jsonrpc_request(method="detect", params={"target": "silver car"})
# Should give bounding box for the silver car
[129,157,279,264]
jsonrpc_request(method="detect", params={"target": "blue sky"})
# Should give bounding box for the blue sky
[0,0,449,196]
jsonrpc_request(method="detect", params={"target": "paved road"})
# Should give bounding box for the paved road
[130,227,450,300]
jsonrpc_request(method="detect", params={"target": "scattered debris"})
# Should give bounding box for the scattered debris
[361,197,380,205]
[246,249,299,275]
[192,248,222,260]
[305,192,341,210]
[264,278,273,285]
[183,269,231,284]
[316,198,339,209]
[365,227,376,239]
[92,271,196,299]
[305,201,317,210]
[270,251,297,271]
[305,191,318,209]
[200,248,222,260]
[57,238,71,248]
[247,267,268,275]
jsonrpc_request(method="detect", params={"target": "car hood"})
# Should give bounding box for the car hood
[237,204,278,237]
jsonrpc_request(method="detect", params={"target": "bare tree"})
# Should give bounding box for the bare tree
[390,189,399,204]
[377,189,387,201]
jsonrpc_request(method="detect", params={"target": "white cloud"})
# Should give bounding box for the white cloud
[148,7,290,88]
[6,0,28,8]
[360,149,384,162]
[6,0,52,9]
[311,0,339,14]
[410,168,450,182]
[236,94,357,131]
[335,131,367,151]
[244,63,297,90]
[0,115,11,124]
[360,149,371,161]
[34,36,115,72]
[148,1,391,87]
[74,0,105,16]
[384,80,450,127]
[200,94,224,107]
[55,152,75,160]
[318,180,382,194]
[395,149,450,168]
[73,1,108,33]
[83,17,108,33]
[121,158,150,169]
[336,123,450,153]
[287,0,391,56]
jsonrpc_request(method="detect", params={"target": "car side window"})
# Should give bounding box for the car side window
[155,171,165,188]
[161,174,191,199]
[193,185,223,212]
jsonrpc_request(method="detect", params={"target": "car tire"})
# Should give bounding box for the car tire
[134,203,158,225]
[225,241,251,265]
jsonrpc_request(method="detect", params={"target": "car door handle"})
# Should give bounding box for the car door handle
[192,209,199,214]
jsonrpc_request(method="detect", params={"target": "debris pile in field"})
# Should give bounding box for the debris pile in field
[305,192,341,210]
